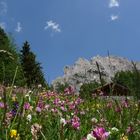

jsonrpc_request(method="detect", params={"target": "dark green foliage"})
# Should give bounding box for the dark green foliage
[20,41,46,87]
[80,82,100,100]
[0,27,25,86]
[113,66,140,98]
[53,82,69,93]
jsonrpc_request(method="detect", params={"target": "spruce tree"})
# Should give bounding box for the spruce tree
[0,27,24,86]
[20,41,46,87]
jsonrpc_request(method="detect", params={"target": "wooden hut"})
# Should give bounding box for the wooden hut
[92,82,130,96]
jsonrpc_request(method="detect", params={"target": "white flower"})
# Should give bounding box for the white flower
[25,94,31,102]
[27,114,32,122]
[91,117,98,123]
[60,118,66,126]
[28,90,32,94]
[111,127,119,132]
[38,84,42,88]
[87,134,96,140]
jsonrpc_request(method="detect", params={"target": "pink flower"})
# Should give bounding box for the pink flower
[24,102,30,110]
[75,97,83,105]
[64,86,75,95]
[121,100,129,108]
[69,103,75,110]
[60,105,67,111]
[106,102,113,109]
[53,98,60,105]
[115,106,122,113]
[36,107,42,112]
[37,101,44,109]
[92,127,109,140]
[0,102,4,108]
[71,116,80,130]
[51,108,58,113]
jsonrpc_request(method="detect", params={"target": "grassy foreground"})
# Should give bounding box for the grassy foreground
[0,86,140,140]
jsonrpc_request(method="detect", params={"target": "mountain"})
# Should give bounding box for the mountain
[52,55,140,90]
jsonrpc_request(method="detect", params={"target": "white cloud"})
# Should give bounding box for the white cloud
[0,1,8,16]
[109,0,119,8]
[44,20,61,33]
[110,15,119,21]
[15,22,22,32]
[0,22,6,29]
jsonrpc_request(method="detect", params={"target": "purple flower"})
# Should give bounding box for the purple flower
[64,86,75,95]
[11,101,19,116]
[92,127,109,140]
[0,102,4,108]
[36,107,42,113]
[24,102,30,110]
[71,116,80,130]
[53,98,60,105]
[121,99,129,108]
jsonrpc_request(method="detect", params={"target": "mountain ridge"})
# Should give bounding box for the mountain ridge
[52,55,140,90]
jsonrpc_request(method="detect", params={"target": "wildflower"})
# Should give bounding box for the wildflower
[121,99,129,108]
[64,86,75,94]
[51,108,58,113]
[24,102,30,110]
[36,107,42,113]
[27,114,32,122]
[15,134,20,140]
[38,84,42,88]
[109,127,119,135]
[53,98,61,105]
[60,117,67,126]
[96,103,101,108]
[10,129,17,138]
[11,101,19,116]
[12,96,17,102]
[29,106,33,111]
[44,104,50,110]
[106,101,113,108]
[69,103,75,110]
[87,133,96,140]
[31,123,42,139]
[91,118,98,123]
[126,125,134,134]
[111,127,119,132]
[25,94,31,102]
[71,115,80,130]
[5,112,13,126]
[120,134,128,140]
[0,102,4,108]
[115,106,122,113]
[60,105,67,111]
[92,127,110,140]
[75,97,83,105]
[80,111,85,115]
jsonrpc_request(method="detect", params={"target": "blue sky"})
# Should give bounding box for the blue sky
[0,0,140,83]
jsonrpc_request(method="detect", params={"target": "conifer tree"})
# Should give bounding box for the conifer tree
[20,41,46,87]
[0,27,24,86]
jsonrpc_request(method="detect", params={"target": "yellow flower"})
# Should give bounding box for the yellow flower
[96,103,101,108]
[12,96,17,102]
[120,134,128,140]
[10,129,17,138]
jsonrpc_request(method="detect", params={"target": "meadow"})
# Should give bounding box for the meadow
[0,86,140,140]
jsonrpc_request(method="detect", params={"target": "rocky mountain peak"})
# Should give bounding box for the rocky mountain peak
[52,55,140,90]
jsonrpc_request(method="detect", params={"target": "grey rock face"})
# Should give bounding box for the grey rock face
[52,55,139,90]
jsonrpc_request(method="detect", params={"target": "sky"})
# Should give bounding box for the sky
[0,0,140,83]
